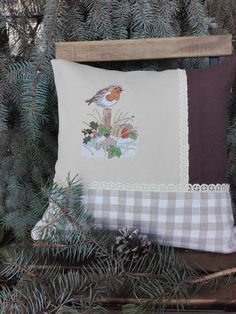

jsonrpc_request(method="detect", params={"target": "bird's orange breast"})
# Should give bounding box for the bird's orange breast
[106,90,121,101]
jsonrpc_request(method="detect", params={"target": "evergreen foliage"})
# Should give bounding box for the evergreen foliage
[1,177,236,313]
[0,177,230,314]
[0,1,236,312]
[205,0,236,37]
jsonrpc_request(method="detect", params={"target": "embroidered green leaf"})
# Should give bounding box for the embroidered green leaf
[98,124,111,136]
[83,136,92,144]
[107,145,122,159]
[89,121,99,130]
[129,130,138,140]
[82,128,92,135]
[115,147,121,158]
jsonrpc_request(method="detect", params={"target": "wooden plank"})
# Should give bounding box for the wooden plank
[55,35,232,62]
[99,283,236,309]
[179,249,236,272]
[109,312,236,314]
[193,283,236,307]
[109,311,234,313]
[100,283,236,308]
[100,297,236,307]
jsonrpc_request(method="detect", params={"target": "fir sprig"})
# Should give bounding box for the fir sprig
[1,177,236,313]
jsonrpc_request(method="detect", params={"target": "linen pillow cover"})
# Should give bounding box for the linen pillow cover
[32,58,236,253]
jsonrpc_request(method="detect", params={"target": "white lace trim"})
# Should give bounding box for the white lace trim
[86,182,230,192]
[177,69,189,186]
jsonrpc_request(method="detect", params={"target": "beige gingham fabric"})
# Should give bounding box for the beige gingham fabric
[31,188,236,253]
[84,189,236,253]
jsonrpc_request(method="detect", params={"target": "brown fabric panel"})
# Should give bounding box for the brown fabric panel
[187,58,236,184]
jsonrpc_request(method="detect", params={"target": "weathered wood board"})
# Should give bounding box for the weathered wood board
[56,35,232,62]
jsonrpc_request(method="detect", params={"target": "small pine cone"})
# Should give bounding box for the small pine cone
[115,227,152,258]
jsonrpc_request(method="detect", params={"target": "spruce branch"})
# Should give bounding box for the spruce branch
[19,0,63,140]
[192,267,236,284]
[30,173,196,312]
[130,0,154,38]
[82,0,114,40]
[0,249,58,283]
[38,176,120,264]
[112,0,131,39]
[0,253,38,282]
[33,242,89,249]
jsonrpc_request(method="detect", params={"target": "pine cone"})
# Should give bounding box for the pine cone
[115,227,152,258]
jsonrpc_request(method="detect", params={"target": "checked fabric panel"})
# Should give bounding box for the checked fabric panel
[85,189,235,253]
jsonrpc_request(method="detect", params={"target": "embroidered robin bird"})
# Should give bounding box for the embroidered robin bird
[85,85,123,107]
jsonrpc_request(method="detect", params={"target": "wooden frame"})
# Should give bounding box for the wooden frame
[55,34,235,312]
[56,34,232,62]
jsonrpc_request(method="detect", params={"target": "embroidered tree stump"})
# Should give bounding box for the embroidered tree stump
[103,107,112,128]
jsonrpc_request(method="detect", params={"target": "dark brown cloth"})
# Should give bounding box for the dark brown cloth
[187,58,236,184]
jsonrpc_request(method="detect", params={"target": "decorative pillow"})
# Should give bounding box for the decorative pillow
[32,58,236,253]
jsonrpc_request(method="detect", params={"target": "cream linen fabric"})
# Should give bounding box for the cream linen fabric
[53,60,183,189]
